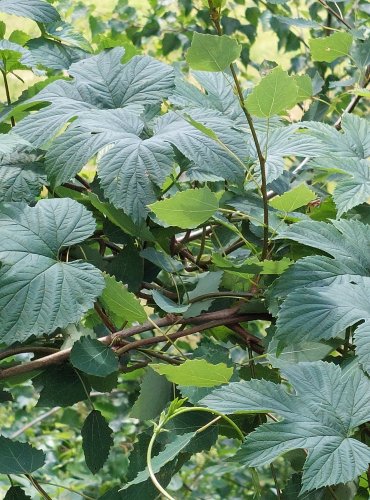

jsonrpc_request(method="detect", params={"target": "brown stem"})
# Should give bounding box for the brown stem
[75,174,91,190]
[116,314,263,355]
[94,302,116,333]
[334,72,370,130]
[227,324,264,354]
[0,308,271,380]
[317,0,352,29]
[0,346,59,362]
[1,69,15,127]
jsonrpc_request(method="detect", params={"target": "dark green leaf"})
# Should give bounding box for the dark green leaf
[70,337,118,377]
[82,410,114,474]
[0,436,45,474]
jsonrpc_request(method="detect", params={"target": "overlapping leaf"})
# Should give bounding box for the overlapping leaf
[301,114,370,216]
[0,198,104,344]
[0,148,46,202]
[272,219,370,373]
[201,361,370,492]
[0,0,60,23]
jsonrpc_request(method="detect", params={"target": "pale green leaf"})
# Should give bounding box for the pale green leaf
[269,184,316,212]
[151,359,233,387]
[186,33,241,71]
[309,32,353,63]
[149,187,219,229]
[100,274,147,326]
[245,67,298,117]
[292,75,313,100]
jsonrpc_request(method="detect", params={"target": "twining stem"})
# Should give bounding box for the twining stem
[207,2,269,260]
[146,405,244,499]
[1,69,15,127]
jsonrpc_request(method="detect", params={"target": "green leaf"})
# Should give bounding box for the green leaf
[87,193,154,242]
[201,361,370,492]
[100,274,147,326]
[4,486,32,499]
[70,337,118,377]
[121,432,195,489]
[292,75,313,100]
[309,32,353,63]
[27,37,89,71]
[151,359,233,387]
[130,368,172,420]
[0,0,60,22]
[0,199,105,344]
[44,21,92,52]
[0,149,46,203]
[149,187,219,229]
[151,290,189,314]
[36,365,90,407]
[82,410,114,474]
[186,33,241,71]
[0,133,30,154]
[269,184,316,212]
[245,67,299,117]
[0,436,45,474]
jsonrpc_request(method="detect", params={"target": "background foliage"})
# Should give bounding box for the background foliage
[0,0,369,498]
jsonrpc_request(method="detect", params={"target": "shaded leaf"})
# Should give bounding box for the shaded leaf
[70,337,118,377]
[36,364,90,407]
[82,410,114,474]
[130,368,172,420]
[0,199,104,344]
[0,436,45,474]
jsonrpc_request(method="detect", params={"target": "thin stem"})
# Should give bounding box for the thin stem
[11,407,61,439]
[196,227,207,265]
[317,0,352,29]
[147,431,176,500]
[270,463,281,499]
[94,302,116,333]
[26,475,53,500]
[1,69,15,127]
[36,481,96,500]
[207,3,269,260]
